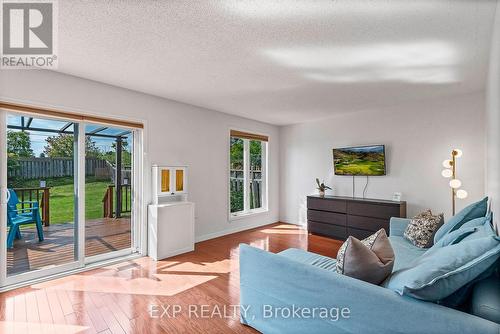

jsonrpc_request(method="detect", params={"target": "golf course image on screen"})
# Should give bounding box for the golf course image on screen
[333,145,386,176]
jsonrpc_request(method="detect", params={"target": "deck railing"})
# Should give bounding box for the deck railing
[12,187,50,226]
[102,184,132,218]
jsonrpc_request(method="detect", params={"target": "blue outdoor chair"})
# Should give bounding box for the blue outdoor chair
[7,189,44,248]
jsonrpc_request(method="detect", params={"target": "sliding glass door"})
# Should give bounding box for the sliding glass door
[2,112,81,283]
[0,109,140,287]
[84,124,134,262]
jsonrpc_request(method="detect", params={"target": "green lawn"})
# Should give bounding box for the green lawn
[49,181,110,224]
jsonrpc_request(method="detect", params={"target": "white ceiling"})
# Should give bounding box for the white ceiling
[55,0,498,125]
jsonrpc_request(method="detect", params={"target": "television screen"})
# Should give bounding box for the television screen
[333,145,386,176]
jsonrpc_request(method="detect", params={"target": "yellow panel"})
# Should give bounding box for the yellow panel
[176,169,184,192]
[161,169,170,192]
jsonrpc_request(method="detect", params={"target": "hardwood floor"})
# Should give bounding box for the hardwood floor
[8,218,131,275]
[0,223,342,334]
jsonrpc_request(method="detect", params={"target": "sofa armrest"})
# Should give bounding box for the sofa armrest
[390,217,412,237]
[239,244,500,334]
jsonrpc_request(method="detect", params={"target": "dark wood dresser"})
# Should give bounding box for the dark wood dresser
[307,195,407,240]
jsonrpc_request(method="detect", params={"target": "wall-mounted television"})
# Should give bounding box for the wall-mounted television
[333,145,386,176]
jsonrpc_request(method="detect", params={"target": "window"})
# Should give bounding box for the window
[229,130,267,217]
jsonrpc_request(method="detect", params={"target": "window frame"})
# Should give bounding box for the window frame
[228,130,268,221]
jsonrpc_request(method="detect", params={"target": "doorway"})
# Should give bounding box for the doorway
[0,110,142,287]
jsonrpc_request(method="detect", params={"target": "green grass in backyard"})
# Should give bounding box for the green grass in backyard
[48,181,110,224]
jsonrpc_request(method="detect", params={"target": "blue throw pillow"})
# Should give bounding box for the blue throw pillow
[433,197,488,243]
[459,212,491,230]
[427,215,491,253]
[429,226,478,250]
[460,219,497,241]
[432,216,497,307]
[386,228,500,301]
[437,260,499,309]
[430,214,492,250]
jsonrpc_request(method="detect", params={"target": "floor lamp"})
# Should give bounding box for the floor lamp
[441,149,468,216]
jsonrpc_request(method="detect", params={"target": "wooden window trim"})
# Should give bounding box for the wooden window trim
[230,130,268,142]
[0,100,144,129]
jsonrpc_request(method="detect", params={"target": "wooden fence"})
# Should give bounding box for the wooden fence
[230,168,263,209]
[8,157,108,179]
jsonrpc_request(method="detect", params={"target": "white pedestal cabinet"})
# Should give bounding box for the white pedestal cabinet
[148,165,195,260]
[148,201,195,260]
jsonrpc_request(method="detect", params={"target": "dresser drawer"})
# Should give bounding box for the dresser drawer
[307,210,346,226]
[347,215,389,232]
[307,197,347,213]
[347,202,400,219]
[347,227,381,240]
[308,221,347,240]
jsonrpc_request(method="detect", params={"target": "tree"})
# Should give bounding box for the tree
[7,131,34,186]
[230,137,243,170]
[101,149,131,167]
[86,137,100,158]
[112,140,128,150]
[7,130,33,157]
[249,140,262,169]
[44,134,100,158]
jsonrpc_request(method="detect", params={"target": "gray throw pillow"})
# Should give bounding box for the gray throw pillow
[404,211,444,248]
[336,229,395,285]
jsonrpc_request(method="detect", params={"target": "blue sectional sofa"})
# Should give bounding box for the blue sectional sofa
[239,217,500,334]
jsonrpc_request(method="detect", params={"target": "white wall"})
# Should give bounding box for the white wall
[486,2,500,233]
[280,93,486,226]
[0,70,280,243]
[0,67,491,240]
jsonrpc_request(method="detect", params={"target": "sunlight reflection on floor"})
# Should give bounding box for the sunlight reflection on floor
[32,273,218,296]
[162,259,234,274]
[259,228,307,235]
[0,321,88,334]
[269,224,302,229]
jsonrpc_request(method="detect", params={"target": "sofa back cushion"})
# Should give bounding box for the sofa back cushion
[388,236,427,272]
[433,197,488,244]
[385,223,500,301]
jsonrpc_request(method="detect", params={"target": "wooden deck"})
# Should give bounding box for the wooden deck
[7,218,131,276]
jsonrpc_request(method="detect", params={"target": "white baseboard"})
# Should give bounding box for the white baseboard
[195,220,278,243]
[152,246,195,261]
[278,218,303,226]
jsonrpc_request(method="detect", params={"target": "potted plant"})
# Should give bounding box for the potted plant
[316,178,332,197]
